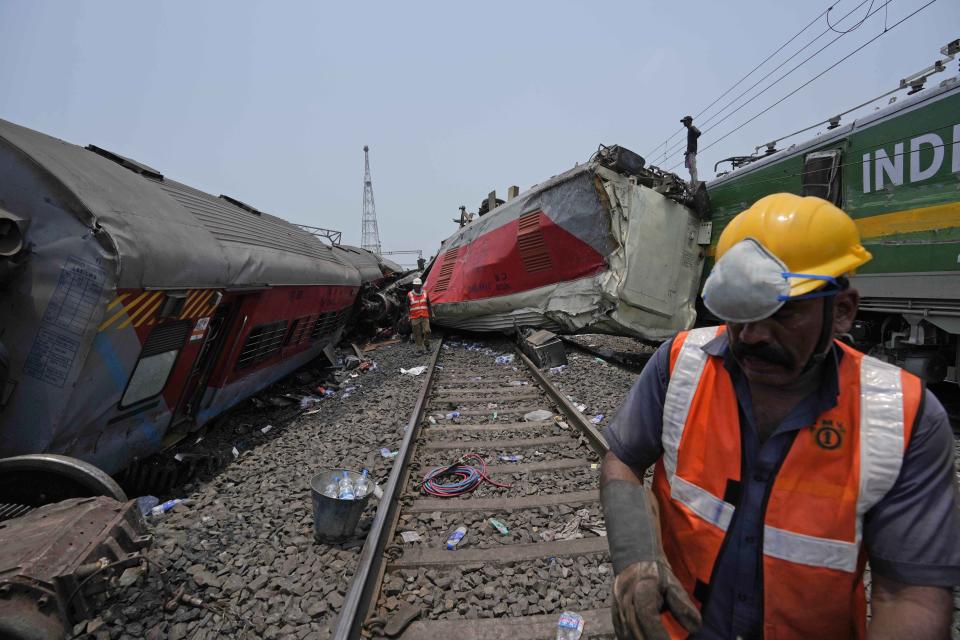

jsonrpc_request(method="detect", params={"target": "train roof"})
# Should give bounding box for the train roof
[0,118,360,290]
[708,74,960,188]
[378,256,406,274]
[331,244,384,283]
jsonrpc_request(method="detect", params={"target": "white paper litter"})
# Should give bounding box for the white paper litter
[400,531,422,543]
[400,366,428,376]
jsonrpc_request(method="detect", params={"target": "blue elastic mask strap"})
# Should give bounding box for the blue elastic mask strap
[776,272,839,302]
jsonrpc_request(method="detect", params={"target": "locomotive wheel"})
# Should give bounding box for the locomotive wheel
[0,454,127,510]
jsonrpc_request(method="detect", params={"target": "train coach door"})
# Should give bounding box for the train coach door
[171,302,234,427]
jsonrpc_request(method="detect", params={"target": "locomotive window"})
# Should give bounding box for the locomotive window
[120,321,190,407]
[801,150,842,205]
[236,320,288,370]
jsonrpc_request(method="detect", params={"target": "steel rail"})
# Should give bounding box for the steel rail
[558,335,653,372]
[335,337,611,638]
[332,338,444,640]
[513,346,609,456]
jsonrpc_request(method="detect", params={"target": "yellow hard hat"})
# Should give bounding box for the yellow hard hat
[715,193,872,298]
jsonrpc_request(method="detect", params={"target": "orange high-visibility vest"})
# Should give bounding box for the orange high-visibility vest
[652,326,921,640]
[408,290,429,320]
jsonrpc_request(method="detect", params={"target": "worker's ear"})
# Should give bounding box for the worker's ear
[832,288,859,336]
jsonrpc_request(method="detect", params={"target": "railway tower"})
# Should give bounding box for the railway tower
[360,145,382,255]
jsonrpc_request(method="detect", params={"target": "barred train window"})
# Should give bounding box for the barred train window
[311,308,349,340]
[285,315,316,347]
[120,321,190,407]
[236,320,288,370]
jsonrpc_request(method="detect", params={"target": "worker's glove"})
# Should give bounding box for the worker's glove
[601,480,701,640]
[611,560,701,640]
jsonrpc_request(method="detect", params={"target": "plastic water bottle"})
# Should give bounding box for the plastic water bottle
[150,498,181,516]
[355,469,370,498]
[338,473,356,500]
[322,473,340,499]
[137,495,160,516]
[555,611,584,640]
[446,525,468,550]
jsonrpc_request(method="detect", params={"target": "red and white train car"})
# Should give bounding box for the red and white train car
[424,158,706,339]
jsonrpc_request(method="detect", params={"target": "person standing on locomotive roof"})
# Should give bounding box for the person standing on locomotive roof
[601,193,960,640]
[681,115,700,187]
[407,278,431,354]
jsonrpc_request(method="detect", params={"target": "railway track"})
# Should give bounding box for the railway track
[334,337,615,639]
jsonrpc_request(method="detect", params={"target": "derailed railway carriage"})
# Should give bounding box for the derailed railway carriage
[0,118,366,475]
[424,154,708,340]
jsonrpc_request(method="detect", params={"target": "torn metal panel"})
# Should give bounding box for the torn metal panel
[426,160,704,339]
[0,497,151,638]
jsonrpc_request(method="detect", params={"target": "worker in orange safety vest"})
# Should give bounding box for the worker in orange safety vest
[600,193,960,639]
[407,277,431,353]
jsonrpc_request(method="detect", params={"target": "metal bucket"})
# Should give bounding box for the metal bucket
[310,468,371,542]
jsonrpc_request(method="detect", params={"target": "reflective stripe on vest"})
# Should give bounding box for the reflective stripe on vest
[408,290,429,319]
[661,327,907,572]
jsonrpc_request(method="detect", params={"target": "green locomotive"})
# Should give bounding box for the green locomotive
[704,46,960,386]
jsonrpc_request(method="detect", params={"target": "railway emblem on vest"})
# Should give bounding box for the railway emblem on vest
[814,419,843,450]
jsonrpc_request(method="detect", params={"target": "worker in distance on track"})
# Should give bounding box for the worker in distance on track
[408,277,432,353]
[600,193,960,639]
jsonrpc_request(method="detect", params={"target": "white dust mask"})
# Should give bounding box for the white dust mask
[702,238,790,323]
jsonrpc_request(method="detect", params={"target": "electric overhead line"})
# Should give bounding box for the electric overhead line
[645,2,833,159]
[667,0,940,171]
[657,0,880,163]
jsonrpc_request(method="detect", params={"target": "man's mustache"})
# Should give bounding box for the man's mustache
[732,341,795,369]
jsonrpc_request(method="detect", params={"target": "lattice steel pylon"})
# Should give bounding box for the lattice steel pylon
[360,145,382,255]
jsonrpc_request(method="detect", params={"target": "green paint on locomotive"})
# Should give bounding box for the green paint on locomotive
[704,82,960,278]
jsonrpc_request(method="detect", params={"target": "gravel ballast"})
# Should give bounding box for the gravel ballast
[75,341,432,640]
[70,332,959,637]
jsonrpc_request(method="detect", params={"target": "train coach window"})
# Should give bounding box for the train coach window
[311,312,338,340]
[236,320,288,370]
[285,315,316,347]
[120,321,190,407]
[158,292,187,319]
[802,149,842,205]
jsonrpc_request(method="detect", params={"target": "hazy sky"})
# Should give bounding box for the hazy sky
[1,1,956,261]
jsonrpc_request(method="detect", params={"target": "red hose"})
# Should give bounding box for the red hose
[420,453,512,497]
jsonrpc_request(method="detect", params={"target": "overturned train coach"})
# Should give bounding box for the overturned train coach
[0,118,394,475]
[424,147,709,340]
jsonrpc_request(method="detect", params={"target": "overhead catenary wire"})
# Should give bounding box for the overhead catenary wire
[827,0,876,33]
[747,84,902,154]
[668,0,939,172]
[645,1,834,159]
[658,0,881,163]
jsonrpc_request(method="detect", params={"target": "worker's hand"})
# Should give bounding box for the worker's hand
[611,560,701,640]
